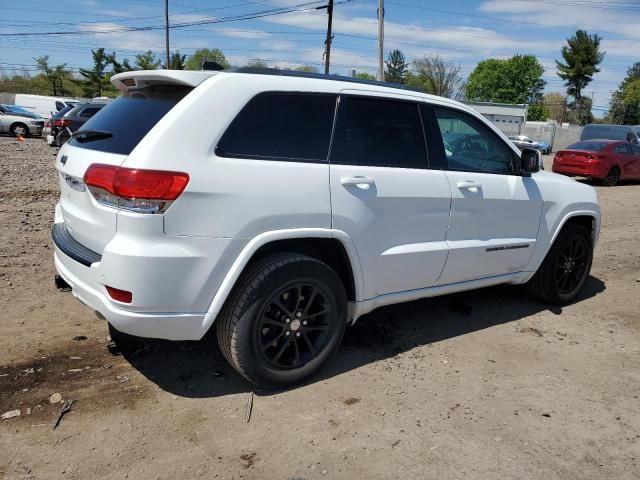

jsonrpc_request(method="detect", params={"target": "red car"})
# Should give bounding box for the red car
[553,139,640,186]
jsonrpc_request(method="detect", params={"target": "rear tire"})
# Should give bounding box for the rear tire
[216,253,347,388]
[601,167,620,187]
[526,224,593,305]
[10,123,29,137]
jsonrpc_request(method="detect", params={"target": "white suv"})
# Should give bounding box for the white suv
[52,70,600,387]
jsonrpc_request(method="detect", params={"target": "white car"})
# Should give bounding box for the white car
[52,70,600,387]
[0,107,45,137]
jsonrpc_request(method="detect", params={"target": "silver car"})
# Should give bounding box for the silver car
[508,135,545,152]
[0,105,45,137]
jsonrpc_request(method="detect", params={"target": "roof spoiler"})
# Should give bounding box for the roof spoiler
[111,70,217,92]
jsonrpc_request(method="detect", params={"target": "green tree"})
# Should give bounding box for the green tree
[556,30,605,101]
[135,50,161,70]
[407,55,463,99]
[527,103,550,122]
[465,55,546,106]
[185,48,230,70]
[106,52,133,74]
[608,62,640,124]
[78,48,110,97]
[244,59,268,69]
[34,56,71,96]
[567,96,594,125]
[384,49,409,83]
[293,65,319,73]
[353,72,376,80]
[168,51,186,70]
[543,92,567,123]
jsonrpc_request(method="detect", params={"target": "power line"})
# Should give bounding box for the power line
[0,1,350,38]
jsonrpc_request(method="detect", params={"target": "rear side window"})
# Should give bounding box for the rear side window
[69,85,192,155]
[330,96,427,168]
[217,93,337,162]
[613,143,631,154]
[567,141,608,151]
[79,107,101,118]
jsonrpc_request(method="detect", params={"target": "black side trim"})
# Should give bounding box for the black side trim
[52,223,102,267]
[486,244,530,252]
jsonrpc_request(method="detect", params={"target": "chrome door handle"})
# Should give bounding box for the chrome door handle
[341,177,375,189]
[457,181,482,191]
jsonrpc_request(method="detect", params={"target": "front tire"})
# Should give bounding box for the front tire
[10,123,29,137]
[216,253,347,388]
[527,223,593,304]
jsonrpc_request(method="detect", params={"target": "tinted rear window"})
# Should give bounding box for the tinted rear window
[567,141,608,151]
[69,85,192,155]
[216,93,337,162]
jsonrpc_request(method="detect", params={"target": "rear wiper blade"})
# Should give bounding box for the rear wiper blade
[72,129,113,142]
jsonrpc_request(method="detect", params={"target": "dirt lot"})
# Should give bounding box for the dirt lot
[0,136,639,480]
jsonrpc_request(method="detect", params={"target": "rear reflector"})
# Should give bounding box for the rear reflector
[84,164,189,213]
[105,286,132,303]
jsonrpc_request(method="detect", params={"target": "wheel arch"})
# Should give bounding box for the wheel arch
[201,229,364,333]
[10,121,29,136]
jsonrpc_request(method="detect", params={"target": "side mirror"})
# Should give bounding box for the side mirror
[520,148,540,175]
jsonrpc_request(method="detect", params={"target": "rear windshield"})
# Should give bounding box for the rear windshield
[68,85,192,155]
[567,141,608,151]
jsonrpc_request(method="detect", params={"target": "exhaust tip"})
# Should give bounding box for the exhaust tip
[55,275,71,292]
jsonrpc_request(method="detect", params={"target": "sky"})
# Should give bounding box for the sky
[2,0,640,117]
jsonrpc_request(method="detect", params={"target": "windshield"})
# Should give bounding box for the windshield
[567,141,608,151]
[68,85,192,155]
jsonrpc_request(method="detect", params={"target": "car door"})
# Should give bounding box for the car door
[427,105,543,285]
[329,93,452,300]
[612,143,635,179]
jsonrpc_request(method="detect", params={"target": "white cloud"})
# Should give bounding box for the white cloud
[216,27,273,40]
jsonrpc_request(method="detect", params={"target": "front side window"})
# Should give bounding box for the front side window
[217,93,336,162]
[433,107,515,174]
[330,96,428,168]
[631,145,640,156]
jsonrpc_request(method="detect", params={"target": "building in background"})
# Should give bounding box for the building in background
[463,101,528,136]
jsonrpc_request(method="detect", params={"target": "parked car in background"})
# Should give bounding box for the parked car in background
[52,69,600,388]
[552,140,640,186]
[0,107,45,137]
[581,124,640,143]
[508,135,550,154]
[43,105,79,144]
[49,103,106,146]
[0,104,41,118]
[14,94,77,118]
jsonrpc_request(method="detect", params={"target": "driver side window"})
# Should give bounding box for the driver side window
[433,107,515,174]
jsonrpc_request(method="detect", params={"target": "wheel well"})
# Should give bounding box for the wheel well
[246,238,356,301]
[562,215,596,243]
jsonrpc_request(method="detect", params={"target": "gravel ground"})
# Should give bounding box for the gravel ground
[1,136,639,480]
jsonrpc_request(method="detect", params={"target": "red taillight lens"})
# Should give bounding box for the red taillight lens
[53,118,71,127]
[83,164,189,213]
[105,286,132,303]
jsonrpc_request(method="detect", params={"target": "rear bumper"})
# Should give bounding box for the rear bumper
[51,203,242,340]
[54,248,206,340]
[552,163,607,179]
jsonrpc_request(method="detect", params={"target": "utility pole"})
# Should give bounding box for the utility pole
[165,0,170,69]
[378,0,384,82]
[319,0,334,74]
[377,0,384,81]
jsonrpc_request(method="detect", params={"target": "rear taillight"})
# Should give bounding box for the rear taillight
[83,164,189,214]
[53,118,71,127]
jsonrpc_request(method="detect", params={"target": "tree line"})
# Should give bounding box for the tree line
[3,28,638,125]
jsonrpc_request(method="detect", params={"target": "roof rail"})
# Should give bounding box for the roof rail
[229,67,425,93]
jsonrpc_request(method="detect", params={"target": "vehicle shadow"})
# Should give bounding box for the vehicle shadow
[118,275,605,398]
